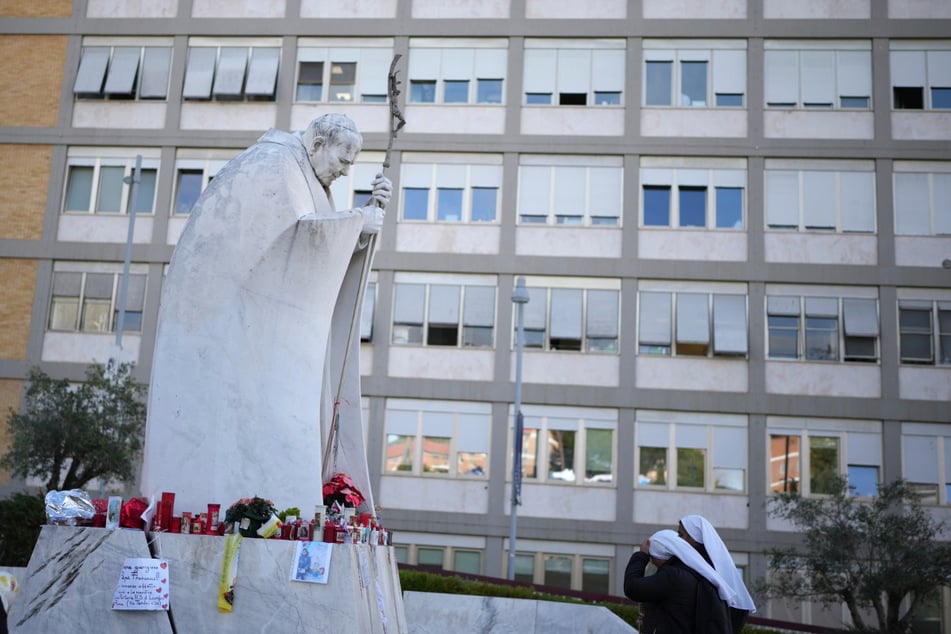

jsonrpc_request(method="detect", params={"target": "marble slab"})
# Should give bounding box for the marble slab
[402,591,637,634]
[8,526,406,634]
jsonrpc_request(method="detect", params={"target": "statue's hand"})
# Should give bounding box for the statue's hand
[369,173,392,209]
[359,206,385,235]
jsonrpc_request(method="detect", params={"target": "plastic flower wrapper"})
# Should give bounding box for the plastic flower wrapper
[45,489,96,525]
[322,472,366,509]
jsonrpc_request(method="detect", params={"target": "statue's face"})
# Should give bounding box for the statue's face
[309,135,360,187]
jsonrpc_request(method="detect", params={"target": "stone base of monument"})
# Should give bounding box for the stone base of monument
[7,525,407,633]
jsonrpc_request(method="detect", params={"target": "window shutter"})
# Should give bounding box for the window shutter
[765,171,800,227]
[586,290,618,338]
[589,167,622,219]
[764,50,798,104]
[843,298,879,336]
[802,171,836,229]
[639,292,672,345]
[837,50,870,99]
[890,51,926,87]
[358,48,391,97]
[84,273,114,299]
[676,293,710,344]
[463,286,495,327]
[518,165,552,215]
[442,48,474,80]
[893,173,930,235]
[713,49,746,96]
[245,48,280,97]
[524,287,548,330]
[523,49,556,94]
[840,171,875,232]
[713,294,748,355]
[103,47,141,96]
[557,48,590,94]
[213,48,248,97]
[550,289,582,338]
[428,285,460,324]
[140,47,172,98]
[394,283,425,324]
[553,167,586,215]
[74,47,110,94]
[592,49,624,93]
[801,50,835,105]
[183,48,217,99]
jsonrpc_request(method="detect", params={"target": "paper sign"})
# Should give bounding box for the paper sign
[112,558,170,611]
[290,541,332,584]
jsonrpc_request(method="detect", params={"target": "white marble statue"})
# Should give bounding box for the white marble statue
[140,114,390,518]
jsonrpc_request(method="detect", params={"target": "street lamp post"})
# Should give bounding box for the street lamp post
[508,277,529,580]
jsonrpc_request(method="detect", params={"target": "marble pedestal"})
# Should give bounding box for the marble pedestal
[8,526,406,634]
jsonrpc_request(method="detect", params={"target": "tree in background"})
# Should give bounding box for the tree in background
[759,475,951,633]
[1,363,146,492]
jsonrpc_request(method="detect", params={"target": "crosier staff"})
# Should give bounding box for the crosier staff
[324,54,406,480]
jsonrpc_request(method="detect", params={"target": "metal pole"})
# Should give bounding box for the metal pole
[508,277,529,580]
[115,154,142,350]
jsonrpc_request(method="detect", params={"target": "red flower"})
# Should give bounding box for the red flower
[323,472,365,508]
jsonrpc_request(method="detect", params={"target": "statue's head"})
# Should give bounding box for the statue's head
[303,114,363,187]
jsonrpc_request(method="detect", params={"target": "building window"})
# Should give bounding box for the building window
[640,161,747,230]
[399,159,502,223]
[769,419,882,497]
[48,268,146,333]
[383,400,490,478]
[765,41,872,110]
[899,300,951,365]
[513,406,616,485]
[407,40,507,105]
[295,41,392,103]
[523,39,624,107]
[521,282,620,353]
[171,152,236,215]
[767,295,880,363]
[893,166,951,236]
[63,153,158,215]
[643,41,746,108]
[74,43,172,100]
[890,46,951,110]
[183,44,280,101]
[518,156,623,226]
[902,424,951,505]
[765,162,876,233]
[360,281,376,342]
[637,289,749,358]
[392,278,496,348]
[636,414,748,493]
[504,551,612,593]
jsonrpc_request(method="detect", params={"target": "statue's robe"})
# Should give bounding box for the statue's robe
[140,128,375,517]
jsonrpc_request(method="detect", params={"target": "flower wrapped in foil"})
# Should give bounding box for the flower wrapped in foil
[45,489,96,525]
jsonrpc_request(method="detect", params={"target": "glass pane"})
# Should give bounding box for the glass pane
[643,186,671,226]
[810,436,839,494]
[679,186,706,227]
[681,61,708,106]
[329,62,355,102]
[768,315,800,359]
[132,168,157,213]
[521,428,538,479]
[645,60,672,106]
[115,310,142,332]
[417,547,443,569]
[543,556,572,589]
[436,188,463,221]
[716,93,743,106]
[585,428,613,482]
[805,316,838,361]
[458,451,486,476]
[677,447,705,488]
[893,86,923,109]
[394,545,408,564]
[81,298,111,332]
[639,446,667,486]
[410,80,436,103]
[525,93,551,105]
[514,554,534,583]
[770,434,800,493]
[715,187,743,228]
[847,465,878,497]
[385,434,415,472]
[391,324,423,345]
[477,78,502,104]
[64,166,94,211]
[471,187,497,222]
[581,558,610,594]
[175,170,203,215]
[548,430,575,481]
[422,436,450,474]
[453,550,481,575]
[594,91,621,105]
[49,298,79,331]
[932,87,951,109]
[96,166,125,212]
[714,467,744,491]
[444,79,469,103]
[402,188,429,220]
[462,325,493,348]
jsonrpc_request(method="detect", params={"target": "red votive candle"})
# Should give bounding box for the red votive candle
[170,516,182,533]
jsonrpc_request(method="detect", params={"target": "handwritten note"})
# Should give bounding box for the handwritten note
[112,558,170,611]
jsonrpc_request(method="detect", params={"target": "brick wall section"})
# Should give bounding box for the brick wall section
[0,35,67,127]
[0,144,52,240]
[0,0,72,18]
[0,259,38,360]
[0,379,24,485]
